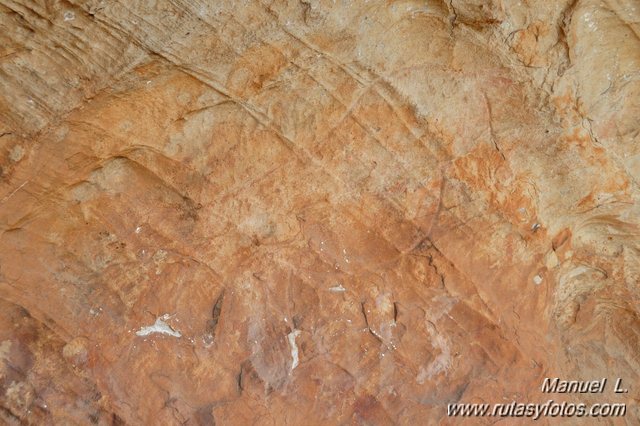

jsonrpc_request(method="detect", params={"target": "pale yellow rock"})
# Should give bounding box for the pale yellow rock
[545,250,559,269]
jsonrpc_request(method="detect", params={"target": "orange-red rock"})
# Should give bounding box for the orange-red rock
[1,0,639,424]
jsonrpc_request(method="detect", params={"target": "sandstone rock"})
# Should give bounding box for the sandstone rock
[62,336,90,368]
[1,0,639,424]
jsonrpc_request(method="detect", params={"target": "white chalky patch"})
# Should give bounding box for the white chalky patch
[417,322,451,383]
[287,329,301,371]
[533,275,543,285]
[136,315,181,338]
[329,284,346,292]
[9,145,24,162]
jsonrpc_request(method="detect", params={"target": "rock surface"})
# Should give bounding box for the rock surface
[1,0,639,424]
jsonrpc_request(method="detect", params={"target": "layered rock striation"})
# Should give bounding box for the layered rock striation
[1,0,639,424]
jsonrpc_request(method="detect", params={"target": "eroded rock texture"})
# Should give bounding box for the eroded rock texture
[1,0,639,424]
